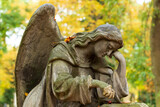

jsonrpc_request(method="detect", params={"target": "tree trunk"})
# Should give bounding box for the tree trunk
[150,0,160,107]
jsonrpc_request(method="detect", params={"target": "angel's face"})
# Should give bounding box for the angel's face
[94,39,119,57]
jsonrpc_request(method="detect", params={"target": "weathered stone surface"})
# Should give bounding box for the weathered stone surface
[18,3,129,107]
[101,103,149,107]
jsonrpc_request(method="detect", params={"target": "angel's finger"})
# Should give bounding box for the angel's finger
[110,92,115,99]
[108,92,113,99]
[113,90,115,98]
[104,91,111,97]
[112,92,115,99]
[110,90,115,99]
[103,91,108,96]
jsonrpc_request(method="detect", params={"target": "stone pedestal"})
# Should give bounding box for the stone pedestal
[101,103,148,107]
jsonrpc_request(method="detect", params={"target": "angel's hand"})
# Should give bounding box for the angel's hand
[113,51,124,61]
[103,85,115,99]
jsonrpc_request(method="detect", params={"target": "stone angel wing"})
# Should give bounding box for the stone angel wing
[15,4,63,107]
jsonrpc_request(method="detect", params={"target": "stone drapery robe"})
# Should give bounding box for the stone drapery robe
[23,41,128,107]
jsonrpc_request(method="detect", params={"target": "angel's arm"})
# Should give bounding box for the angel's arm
[113,51,126,78]
[96,51,126,77]
[51,60,114,104]
[51,60,92,105]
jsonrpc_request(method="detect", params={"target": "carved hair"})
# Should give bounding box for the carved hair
[69,24,123,49]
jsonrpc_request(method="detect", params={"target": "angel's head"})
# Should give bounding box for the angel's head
[69,23,123,57]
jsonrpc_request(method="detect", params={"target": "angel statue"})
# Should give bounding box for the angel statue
[15,3,128,107]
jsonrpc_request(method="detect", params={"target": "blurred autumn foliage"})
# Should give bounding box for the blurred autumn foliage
[0,0,155,106]
[0,49,16,105]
